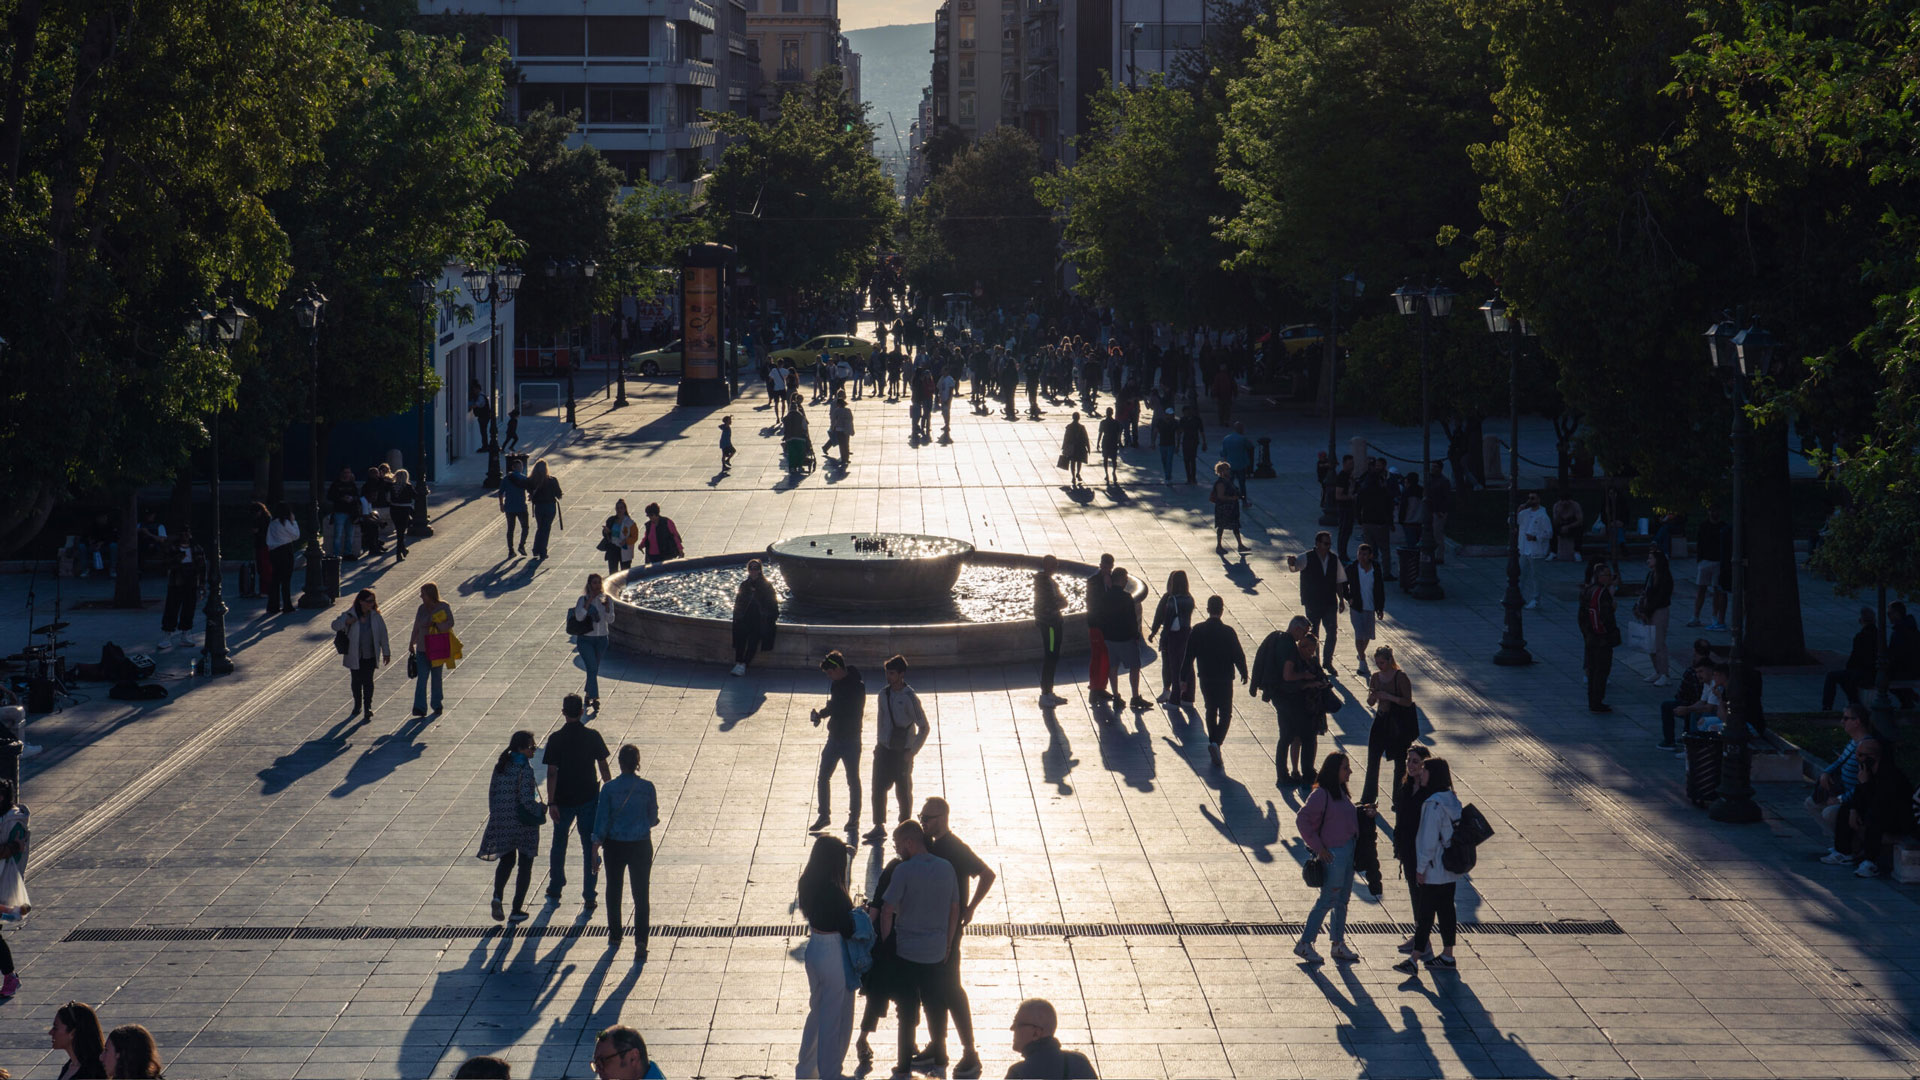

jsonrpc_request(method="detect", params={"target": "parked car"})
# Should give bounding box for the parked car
[767,334,877,370]
[1272,323,1348,356]
[626,339,748,376]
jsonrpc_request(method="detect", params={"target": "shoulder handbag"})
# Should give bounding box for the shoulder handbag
[514,770,547,827]
[565,600,598,636]
[1319,686,1344,715]
[333,628,350,655]
[1302,856,1327,889]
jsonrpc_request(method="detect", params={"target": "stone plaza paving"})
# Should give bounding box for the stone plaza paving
[2,374,1919,1078]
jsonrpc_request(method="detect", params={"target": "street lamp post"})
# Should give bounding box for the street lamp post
[1320,272,1364,527]
[193,303,250,675]
[1483,295,1532,665]
[462,263,523,489]
[294,288,334,610]
[1703,315,1780,825]
[1394,282,1452,600]
[409,276,436,537]
[1129,23,1143,89]
[546,258,598,429]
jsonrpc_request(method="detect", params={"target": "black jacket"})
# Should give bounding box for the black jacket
[1083,570,1110,627]
[1298,550,1343,612]
[1343,558,1388,615]
[820,666,866,742]
[1249,631,1304,702]
[1187,618,1246,684]
[1392,779,1430,867]
[1034,572,1065,625]
[1845,625,1878,678]
[328,478,361,514]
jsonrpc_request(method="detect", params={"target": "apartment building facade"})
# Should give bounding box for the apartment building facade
[424,0,730,190]
[745,0,860,114]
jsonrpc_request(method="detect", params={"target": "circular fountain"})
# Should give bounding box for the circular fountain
[609,533,1145,670]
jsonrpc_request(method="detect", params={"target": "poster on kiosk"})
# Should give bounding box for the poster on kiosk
[677,243,735,406]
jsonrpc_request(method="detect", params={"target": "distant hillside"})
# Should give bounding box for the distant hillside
[846,22,932,165]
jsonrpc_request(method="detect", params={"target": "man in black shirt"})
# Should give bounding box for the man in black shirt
[544,694,611,908]
[1291,531,1347,669]
[1354,457,1395,565]
[1186,596,1248,766]
[1035,556,1066,706]
[915,797,994,1079]
[809,651,865,832]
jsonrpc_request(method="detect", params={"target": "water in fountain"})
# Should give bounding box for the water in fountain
[622,562,1089,626]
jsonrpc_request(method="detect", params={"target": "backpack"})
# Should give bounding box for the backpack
[1441,802,1494,874]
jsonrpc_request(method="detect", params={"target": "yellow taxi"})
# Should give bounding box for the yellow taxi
[767,334,877,370]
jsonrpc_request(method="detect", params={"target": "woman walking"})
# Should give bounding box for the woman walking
[264,504,302,615]
[1059,412,1090,488]
[641,503,683,565]
[479,730,543,923]
[388,469,417,562]
[331,589,391,720]
[1398,474,1424,553]
[50,1000,106,1080]
[1209,461,1248,554]
[796,835,859,1080]
[1359,647,1417,805]
[601,500,638,575]
[1637,548,1674,687]
[572,573,615,710]
[1580,562,1619,713]
[249,502,275,608]
[408,583,456,717]
[1295,752,1362,965]
[101,1024,163,1079]
[730,560,779,676]
[525,459,563,559]
[1396,756,1463,973]
[1148,571,1195,707]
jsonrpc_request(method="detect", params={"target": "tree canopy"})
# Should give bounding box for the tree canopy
[906,126,1053,308]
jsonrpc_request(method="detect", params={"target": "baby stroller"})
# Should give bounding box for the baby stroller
[782,437,816,474]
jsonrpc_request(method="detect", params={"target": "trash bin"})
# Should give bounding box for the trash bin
[1681,731,1723,808]
[1397,547,1420,592]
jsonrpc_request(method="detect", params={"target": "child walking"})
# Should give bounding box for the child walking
[501,407,520,451]
[719,415,735,471]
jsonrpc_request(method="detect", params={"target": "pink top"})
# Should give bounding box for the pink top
[1296,786,1358,854]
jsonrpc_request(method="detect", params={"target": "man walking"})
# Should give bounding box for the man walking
[1581,563,1619,712]
[1220,422,1255,500]
[878,820,961,1080]
[1516,492,1551,609]
[1329,454,1356,559]
[1186,595,1248,766]
[1344,543,1387,678]
[809,651,865,832]
[1426,461,1453,564]
[592,744,659,961]
[1177,404,1206,485]
[545,694,611,910]
[1292,531,1347,669]
[1252,615,1326,787]
[1085,554,1115,705]
[914,798,993,1079]
[1035,555,1067,705]
[498,457,529,556]
[867,655,931,841]
[1354,457,1395,565]
[1690,507,1729,629]
[828,392,855,465]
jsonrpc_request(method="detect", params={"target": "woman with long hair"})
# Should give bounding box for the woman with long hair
[408,582,455,716]
[1209,461,1247,553]
[796,836,858,1080]
[601,499,637,575]
[331,589,391,720]
[1148,570,1195,707]
[1397,756,1463,973]
[263,503,302,615]
[1294,751,1361,965]
[1360,646,1417,805]
[526,459,563,559]
[572,573,615,710]
[50,1000,105,1080]
[100,1024,162,1079]
[478,730,542,923]
[1637,547,1674,687]
[730,560,779,676]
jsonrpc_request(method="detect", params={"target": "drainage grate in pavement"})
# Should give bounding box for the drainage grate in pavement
[61,918,1622,945]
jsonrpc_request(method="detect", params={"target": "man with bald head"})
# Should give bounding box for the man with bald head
[1006,999,1097,1078]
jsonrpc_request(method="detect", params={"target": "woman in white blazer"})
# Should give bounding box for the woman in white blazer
[331,588,392,719]
[1397,756,1463,973]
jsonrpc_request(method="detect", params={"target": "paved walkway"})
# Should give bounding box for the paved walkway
[0,373,1914,1079]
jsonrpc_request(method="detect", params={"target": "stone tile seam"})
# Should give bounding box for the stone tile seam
[1414,646,1920,1061]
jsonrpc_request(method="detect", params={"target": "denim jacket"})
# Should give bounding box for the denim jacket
[843,908,876,990]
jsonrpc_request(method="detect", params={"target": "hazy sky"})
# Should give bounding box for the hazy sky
[842,0,935,32]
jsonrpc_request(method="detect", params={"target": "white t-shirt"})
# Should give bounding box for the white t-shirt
[1517,506,1552,558]
[1353,564,1377,612]
[936,375,956,405]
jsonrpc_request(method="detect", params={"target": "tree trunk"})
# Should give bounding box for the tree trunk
[268,448,285,505]
[251,454,270,504]
[112,489,141,608]
[1743,419,1808,665]
[1554,411,1581,494]
[168,472,192,533]
[0,489,57,556]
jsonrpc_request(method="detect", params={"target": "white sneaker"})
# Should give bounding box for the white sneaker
[729,662,746,677]
[155,634,175,652]
[1524,600,1538,610]
[1820,850,1856,866]
[1856,860,1880,878]
[1650,676,1670,688]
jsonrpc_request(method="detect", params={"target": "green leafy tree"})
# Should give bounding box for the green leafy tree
[906,126,1053,307]
[704,68,899,303]
[0,0,359,590]
[490,108,624,340]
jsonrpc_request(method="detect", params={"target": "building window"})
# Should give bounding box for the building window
[589,17,650,56]
[958,57,974,85]
[602,150,653,184]
[517,16,585,56]
[520,83,586,119]
[781,0,799,11]
[780,38,801,74]
[957,15,975,47]
[958,91,975,122]
[589,86,650,123]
